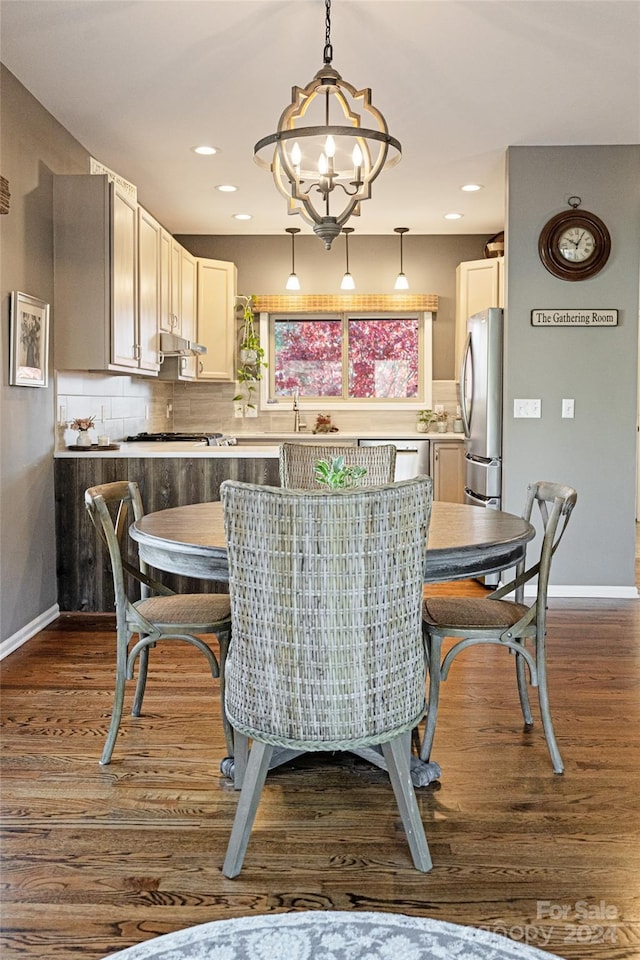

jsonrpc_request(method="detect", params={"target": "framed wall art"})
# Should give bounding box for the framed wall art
[9,291,50,387]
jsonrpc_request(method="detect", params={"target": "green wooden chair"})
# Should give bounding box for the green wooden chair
[279,441,397,488]
[421,480,577,774]
[84,481,232,765]
[220,476,433,877]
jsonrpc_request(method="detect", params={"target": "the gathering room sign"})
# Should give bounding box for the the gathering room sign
[531,309,618,327]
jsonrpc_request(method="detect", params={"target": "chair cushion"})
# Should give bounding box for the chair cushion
[422,596,529,630]
[135,593,231,626]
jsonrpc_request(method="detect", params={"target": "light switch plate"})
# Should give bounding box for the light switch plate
[562,398,575,418]
[514,399,541,418]
[233,402,244,419]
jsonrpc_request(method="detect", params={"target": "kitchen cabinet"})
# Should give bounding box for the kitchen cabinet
[136,206,161,373]
[454,256,504,379]
[196,258,237,382]
[158,229,174,335]
[158,242,200,380]
[178,246,198,379]
[431,440,465,503]
[53,174,158,374]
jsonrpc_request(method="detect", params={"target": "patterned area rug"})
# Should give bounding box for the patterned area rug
[102,910,563,959]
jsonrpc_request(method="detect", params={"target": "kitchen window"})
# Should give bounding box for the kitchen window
[261,311,433,409]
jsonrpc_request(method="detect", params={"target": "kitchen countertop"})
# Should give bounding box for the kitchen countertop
[54,432,463,458]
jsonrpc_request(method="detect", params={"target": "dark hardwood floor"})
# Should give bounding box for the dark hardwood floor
[2,582,639,960]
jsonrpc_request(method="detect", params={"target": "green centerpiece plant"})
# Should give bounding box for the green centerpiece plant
[314,456,368,489]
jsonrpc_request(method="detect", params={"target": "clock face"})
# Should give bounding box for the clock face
[557,226,596,263]
[538,209,611,280]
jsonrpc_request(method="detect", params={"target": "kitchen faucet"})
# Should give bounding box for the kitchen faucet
[293,390,306,433]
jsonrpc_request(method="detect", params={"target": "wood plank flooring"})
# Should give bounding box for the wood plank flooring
[2,585,639,960]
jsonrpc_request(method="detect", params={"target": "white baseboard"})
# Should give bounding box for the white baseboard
[0,604,60,660]
[523,585,639,600]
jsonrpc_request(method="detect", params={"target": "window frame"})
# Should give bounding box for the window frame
[260,310,433,411]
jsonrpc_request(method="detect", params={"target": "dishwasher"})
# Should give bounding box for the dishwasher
[358,438,430,482]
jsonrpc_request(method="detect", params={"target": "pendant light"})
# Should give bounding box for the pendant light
[254,0,401,250]
[340,227,355,290]
[394,227,410,290]
[285,227,301,290]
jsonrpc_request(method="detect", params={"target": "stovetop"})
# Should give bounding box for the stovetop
[126,431,223,445]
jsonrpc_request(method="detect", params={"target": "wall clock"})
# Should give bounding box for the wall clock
[538,197,611,281]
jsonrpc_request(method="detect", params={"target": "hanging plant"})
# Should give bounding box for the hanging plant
[233,295,267,410]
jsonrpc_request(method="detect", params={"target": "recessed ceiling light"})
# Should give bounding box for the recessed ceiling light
[444,212,463,220]
[461,183,483,192]
[192,145,219,156]
[216,184,237,193]
[233,213,253,221]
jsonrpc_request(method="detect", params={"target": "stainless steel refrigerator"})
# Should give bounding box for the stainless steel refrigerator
[460,305,503,514]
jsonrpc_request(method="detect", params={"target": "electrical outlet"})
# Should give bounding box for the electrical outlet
[513,399,541,418]
[562,398,575,418]
[233,402,244,419]
[245,405,258,418]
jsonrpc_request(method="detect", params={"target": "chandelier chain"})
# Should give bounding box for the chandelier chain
[323,0,333,64]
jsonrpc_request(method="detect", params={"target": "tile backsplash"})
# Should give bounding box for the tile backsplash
[56,371,460,446]
[56,371,173,447]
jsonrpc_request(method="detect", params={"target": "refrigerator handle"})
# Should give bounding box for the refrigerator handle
[460,332,472,436]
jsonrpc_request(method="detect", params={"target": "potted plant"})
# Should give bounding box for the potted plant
[434,410,449,432]
[70,415,95,447]
[233,295,267,412]
[314,456,367,489]
[416,410,436,433]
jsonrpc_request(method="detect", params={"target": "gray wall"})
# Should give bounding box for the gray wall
[0,65,88,647]
[504,145,640,591]
[177,234,488,381]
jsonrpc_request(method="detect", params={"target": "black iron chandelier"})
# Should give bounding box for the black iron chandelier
[254,0,401,250]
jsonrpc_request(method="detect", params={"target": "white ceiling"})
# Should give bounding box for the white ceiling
[2,0,639,238]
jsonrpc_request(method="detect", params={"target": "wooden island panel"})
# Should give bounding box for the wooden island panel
[54,456,280,612]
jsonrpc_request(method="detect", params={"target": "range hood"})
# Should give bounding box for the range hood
[159,332,207,357]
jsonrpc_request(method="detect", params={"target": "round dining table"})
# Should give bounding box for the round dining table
[130,499,535,584]
[130,498,534,787]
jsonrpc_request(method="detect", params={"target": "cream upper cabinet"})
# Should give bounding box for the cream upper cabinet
[111,188,138,369]
[455,256,504,379]
[178,246,198,379]
[196,258,237,382]
[53,174,158,375]
[170,236,183,335]
[136,206,161,373]
[158,229,174,335]
[158,242,199,380]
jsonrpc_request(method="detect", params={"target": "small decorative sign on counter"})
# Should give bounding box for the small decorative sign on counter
[531,309,618,327]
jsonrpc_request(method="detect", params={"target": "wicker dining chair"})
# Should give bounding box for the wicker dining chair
[279,441,397,488]
[84,481,232,765]
[420,480,577,774]
[220,476,434,877]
